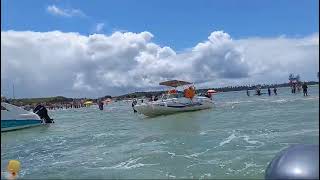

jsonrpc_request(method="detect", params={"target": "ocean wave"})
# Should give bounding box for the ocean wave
[219,132,237,147]
[186,159,222,169]
[227,162,264,173]
[102,157,159,169]
[165,172,176,178]
[200,173,212,179]
[185,149,210,158]
[218,132,265,149]
[242,135,263,145]
[301,96,319,101]
[271,99,287,103]
[92,132,114,138]
[200,131,207,135]
[225,100,254,104]
[167,151,176,158]
[241,135,265,149]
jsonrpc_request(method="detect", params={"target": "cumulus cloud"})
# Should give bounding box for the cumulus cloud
[1,30,318,98]
[47,5,86,17]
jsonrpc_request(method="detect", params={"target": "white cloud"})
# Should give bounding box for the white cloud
[95,23,105,33]
[1,30,318,98]
[47,5,86,17]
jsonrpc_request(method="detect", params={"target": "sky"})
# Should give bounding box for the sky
[1,0,319,98]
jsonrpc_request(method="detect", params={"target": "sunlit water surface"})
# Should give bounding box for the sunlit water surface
[1,86,319,179]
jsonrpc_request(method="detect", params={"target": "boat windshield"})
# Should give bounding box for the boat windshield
[162,93,184,99]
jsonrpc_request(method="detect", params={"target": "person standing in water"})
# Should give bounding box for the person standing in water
[98,100,104,110]
[132,99,137,113]
[302,82,308,96]
[256,88,261,96]
[246,89,250,96]
[273,87,277,95]
[268,87,271,96]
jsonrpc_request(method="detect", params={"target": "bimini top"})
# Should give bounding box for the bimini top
[159,80,192,87]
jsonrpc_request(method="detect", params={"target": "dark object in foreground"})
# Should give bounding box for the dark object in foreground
[265,144,319,180]
[33,104,54,123]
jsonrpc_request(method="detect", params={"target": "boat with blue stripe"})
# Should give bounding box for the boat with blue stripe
[1,102,43,132]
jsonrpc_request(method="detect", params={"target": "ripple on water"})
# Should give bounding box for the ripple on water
[1,87,318,179]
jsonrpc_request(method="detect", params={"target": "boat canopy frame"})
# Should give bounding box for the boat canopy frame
[159,80,192,87]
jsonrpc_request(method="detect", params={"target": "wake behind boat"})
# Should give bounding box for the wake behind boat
[134,80,213,117]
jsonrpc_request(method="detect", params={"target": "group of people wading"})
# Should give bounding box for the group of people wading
[246,82,309,97]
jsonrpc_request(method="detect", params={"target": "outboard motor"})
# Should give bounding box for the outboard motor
[265,144,319,180]
[33,104,54,123]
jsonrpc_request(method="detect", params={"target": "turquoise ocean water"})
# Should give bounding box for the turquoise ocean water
[1,86,319,179]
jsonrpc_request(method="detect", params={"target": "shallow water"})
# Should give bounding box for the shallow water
[1,86,319,179]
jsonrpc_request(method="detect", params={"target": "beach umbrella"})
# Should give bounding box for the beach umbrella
[84,101,93,105]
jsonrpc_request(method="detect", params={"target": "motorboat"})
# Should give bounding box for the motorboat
[1,102,43,132]
[134,80,213,117]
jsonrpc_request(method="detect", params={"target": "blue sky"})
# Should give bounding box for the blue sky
[1,0,319,98]
[2,0,319,50]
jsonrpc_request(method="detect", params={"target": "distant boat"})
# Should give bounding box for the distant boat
[1,102,43,132]
[134,80,213,117]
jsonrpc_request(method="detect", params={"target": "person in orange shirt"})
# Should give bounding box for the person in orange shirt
[184,86,195,99]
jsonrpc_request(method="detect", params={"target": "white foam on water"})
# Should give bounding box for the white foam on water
[290,129,319,136]
[167,151,176,158]
[242,135,259,144]
[51,160,71,165]
[271,99,287,103]
[199,173,212,179]
[225,100,254,104]
[54,139,67,146]
[227,162,264,173]
[186,158,222,169]
[200,131,207,135]
[101,157,159,169]
[219,132,237,147]
[241,135,265,149]
[227,101,241,104]
[244,162,264,168]
[186,163,198,169]
[92,132,115,139]
[200,129,220,136]
[185,149,210,158]
[166,173,176,178]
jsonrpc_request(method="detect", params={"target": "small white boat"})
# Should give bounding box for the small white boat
[134,80,213,117]
[1,102,43,132]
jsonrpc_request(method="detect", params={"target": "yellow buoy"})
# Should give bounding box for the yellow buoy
[7,160,20,177]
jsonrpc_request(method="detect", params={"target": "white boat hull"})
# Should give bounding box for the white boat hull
[134,97,213,117]
[1,102,43,132]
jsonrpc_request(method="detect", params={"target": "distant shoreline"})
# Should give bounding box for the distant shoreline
[5,81,319,105]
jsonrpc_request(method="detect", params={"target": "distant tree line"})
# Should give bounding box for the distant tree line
[7,81,318,105]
